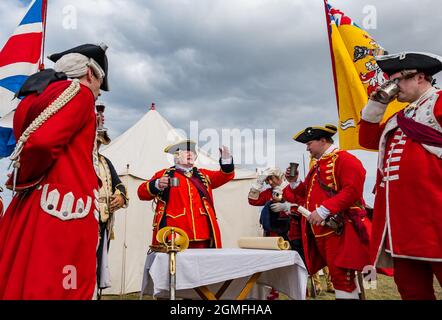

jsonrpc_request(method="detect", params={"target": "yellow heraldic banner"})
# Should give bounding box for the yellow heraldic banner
[324,1,406,150]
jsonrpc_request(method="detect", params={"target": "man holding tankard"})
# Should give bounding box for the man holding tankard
[360,52,442,300]
[138,140,234,248]
[273,124,371,299]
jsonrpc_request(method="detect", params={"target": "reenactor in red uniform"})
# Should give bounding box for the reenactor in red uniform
[360,52,442,299]
[0,43,109,299]
[138,140,234,248]
[278,124,371,299]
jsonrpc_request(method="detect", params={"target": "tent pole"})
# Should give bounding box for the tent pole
[302,154,307,179]
[119,164,130,299]
[119,204,127,299]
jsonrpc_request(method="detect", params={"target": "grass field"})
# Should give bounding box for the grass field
[306,274,442,300]
[102,274,442,300]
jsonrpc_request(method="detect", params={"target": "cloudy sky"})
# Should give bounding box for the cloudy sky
[1,0,442,206]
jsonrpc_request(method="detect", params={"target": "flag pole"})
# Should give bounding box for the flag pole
[323,0,339,115]
[39,0,48,70]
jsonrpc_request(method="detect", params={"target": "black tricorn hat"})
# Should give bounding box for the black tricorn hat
[48,43,109,91]
[376,52,442,77]
[292,124,337,143]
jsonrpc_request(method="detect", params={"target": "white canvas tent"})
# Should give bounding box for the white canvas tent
[101,107,262,295]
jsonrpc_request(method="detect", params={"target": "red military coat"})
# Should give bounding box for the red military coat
[0,80,100,299]
[287,149,371,274]
[360,89,442,267]
[248,187,302,240]
[138,165,234,248]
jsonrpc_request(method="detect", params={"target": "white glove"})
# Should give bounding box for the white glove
[251,174,267,191]
[256,174,267,185]
[270,202,292,213]
[220,145,231,160]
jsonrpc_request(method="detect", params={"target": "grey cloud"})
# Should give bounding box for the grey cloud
[1,0,442,205]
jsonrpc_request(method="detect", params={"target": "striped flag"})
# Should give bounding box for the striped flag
[324,1,406,150]
[0,0,47,157]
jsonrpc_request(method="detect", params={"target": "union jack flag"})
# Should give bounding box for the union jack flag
[0,0,47,157]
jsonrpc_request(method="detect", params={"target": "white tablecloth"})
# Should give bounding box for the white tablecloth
[140,248,308,300]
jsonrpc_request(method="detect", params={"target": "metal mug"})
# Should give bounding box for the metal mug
[374,78,400,104]
[169,177,180,187]
[289,162,299,177]
[272,190,283,202]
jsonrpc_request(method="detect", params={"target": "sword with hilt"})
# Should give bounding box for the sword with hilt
[153,226,189,300]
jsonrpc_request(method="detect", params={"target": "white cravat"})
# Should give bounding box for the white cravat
[321,144,338,158]
[175,164,193,173]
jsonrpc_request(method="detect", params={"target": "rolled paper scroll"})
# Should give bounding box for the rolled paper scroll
[296,205,326,226]
[296,205,311,218]
[238,236,290,250]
